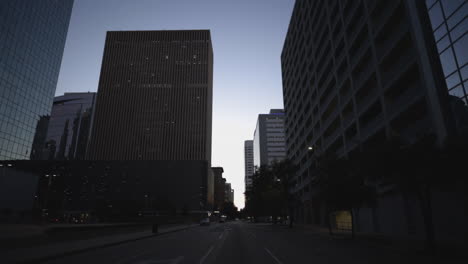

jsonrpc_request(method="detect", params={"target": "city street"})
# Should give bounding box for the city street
[43,221,460,264]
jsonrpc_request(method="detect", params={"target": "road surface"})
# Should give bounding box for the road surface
[44,221,459,264]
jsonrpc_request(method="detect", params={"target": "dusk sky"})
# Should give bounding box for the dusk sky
[56,0,295,208]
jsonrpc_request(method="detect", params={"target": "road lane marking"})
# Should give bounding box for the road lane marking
[199,245,214,264]
[218,228,229,240]
[264,247,283,264]
[171,256,184,264]
[131,256,184,264]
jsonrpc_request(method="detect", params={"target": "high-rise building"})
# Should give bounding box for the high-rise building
[87,30,213,162]
[224,182,234,204]
[0,0,74,160]
[281,0,451,224]
[244,140,254,189]
[212,167,225,210]
[426,0,467,104]
[253,109,286,170]
[38,92,96,160]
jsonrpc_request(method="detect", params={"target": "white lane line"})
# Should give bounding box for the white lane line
[171,256,185,264]
[134,257,184,264]
[218,228,229,240]
[199,245,214,264]
[264,247,283,264]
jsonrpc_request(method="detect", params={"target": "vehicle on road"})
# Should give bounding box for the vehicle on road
[200,217,210,226]
[219,215,227,223]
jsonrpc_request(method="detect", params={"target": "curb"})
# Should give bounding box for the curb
[44,223,148,234]
[18,224,197,264]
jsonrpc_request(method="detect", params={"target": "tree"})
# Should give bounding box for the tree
[221,202,238,219]
[363,134,454,252]
[315,152,376,238]
[244,160,297,224]
[271,159,298,227]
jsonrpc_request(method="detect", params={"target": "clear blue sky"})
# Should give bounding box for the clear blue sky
[56,0,295,208]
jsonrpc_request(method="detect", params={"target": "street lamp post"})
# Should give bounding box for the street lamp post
[42,173,58,223]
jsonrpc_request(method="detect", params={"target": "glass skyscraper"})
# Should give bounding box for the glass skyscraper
[0,0,74,160]
[39,93,96,161]
[426,0,468,103]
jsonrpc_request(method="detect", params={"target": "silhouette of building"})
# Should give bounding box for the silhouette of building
[212,167,225,210]
[426,0,468,104]
[281,0,452,225]
[1,160,209,222]
[87,30,213,162]
[225,182,234,203]
[253,109,286,170]
[40,93,96,160]
[0,0,74,160]
[244,140,254,190]
[30,116,50,160]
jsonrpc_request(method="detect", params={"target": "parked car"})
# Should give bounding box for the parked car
[200,217,210,226]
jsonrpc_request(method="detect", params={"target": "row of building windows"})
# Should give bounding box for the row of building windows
[427,0,468,103]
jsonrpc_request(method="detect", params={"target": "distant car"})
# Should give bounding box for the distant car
[219,215,227,223]
[200,217,210,226]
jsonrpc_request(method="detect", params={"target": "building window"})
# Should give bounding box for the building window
[440,48,457,76]
[429,3,444,29]
[454,35,467,66]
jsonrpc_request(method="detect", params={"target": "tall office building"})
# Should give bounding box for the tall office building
[212,167,225,210]
[253,109,286,170]
[244,140,254,189]
[39,92,96,160]
[0,0,74,160]
[426,0,467,103]
[281,0,451,223]
[87,30,213,161]
[224,183,234,204]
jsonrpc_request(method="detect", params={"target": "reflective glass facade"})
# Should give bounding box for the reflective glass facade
[38,93,96,160]
[0,0,74,160]
[426,0,468,103]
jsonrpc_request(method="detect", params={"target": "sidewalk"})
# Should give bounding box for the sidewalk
[277,223,467,260]
[0,222,145,240]
[1,223,197,263]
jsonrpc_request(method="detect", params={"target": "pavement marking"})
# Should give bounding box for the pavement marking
[171,256,184,264]
[199,245,214,264]
[128,256,184,264]
[218,228,229,240]
[264,247,283,264]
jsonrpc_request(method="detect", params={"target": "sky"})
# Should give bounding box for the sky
[56,0,295,208]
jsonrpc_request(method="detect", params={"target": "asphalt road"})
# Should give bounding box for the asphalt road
[44,221,462,264]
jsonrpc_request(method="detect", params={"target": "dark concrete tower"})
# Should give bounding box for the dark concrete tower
[87,30,213,162]
[281,0,452,223]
